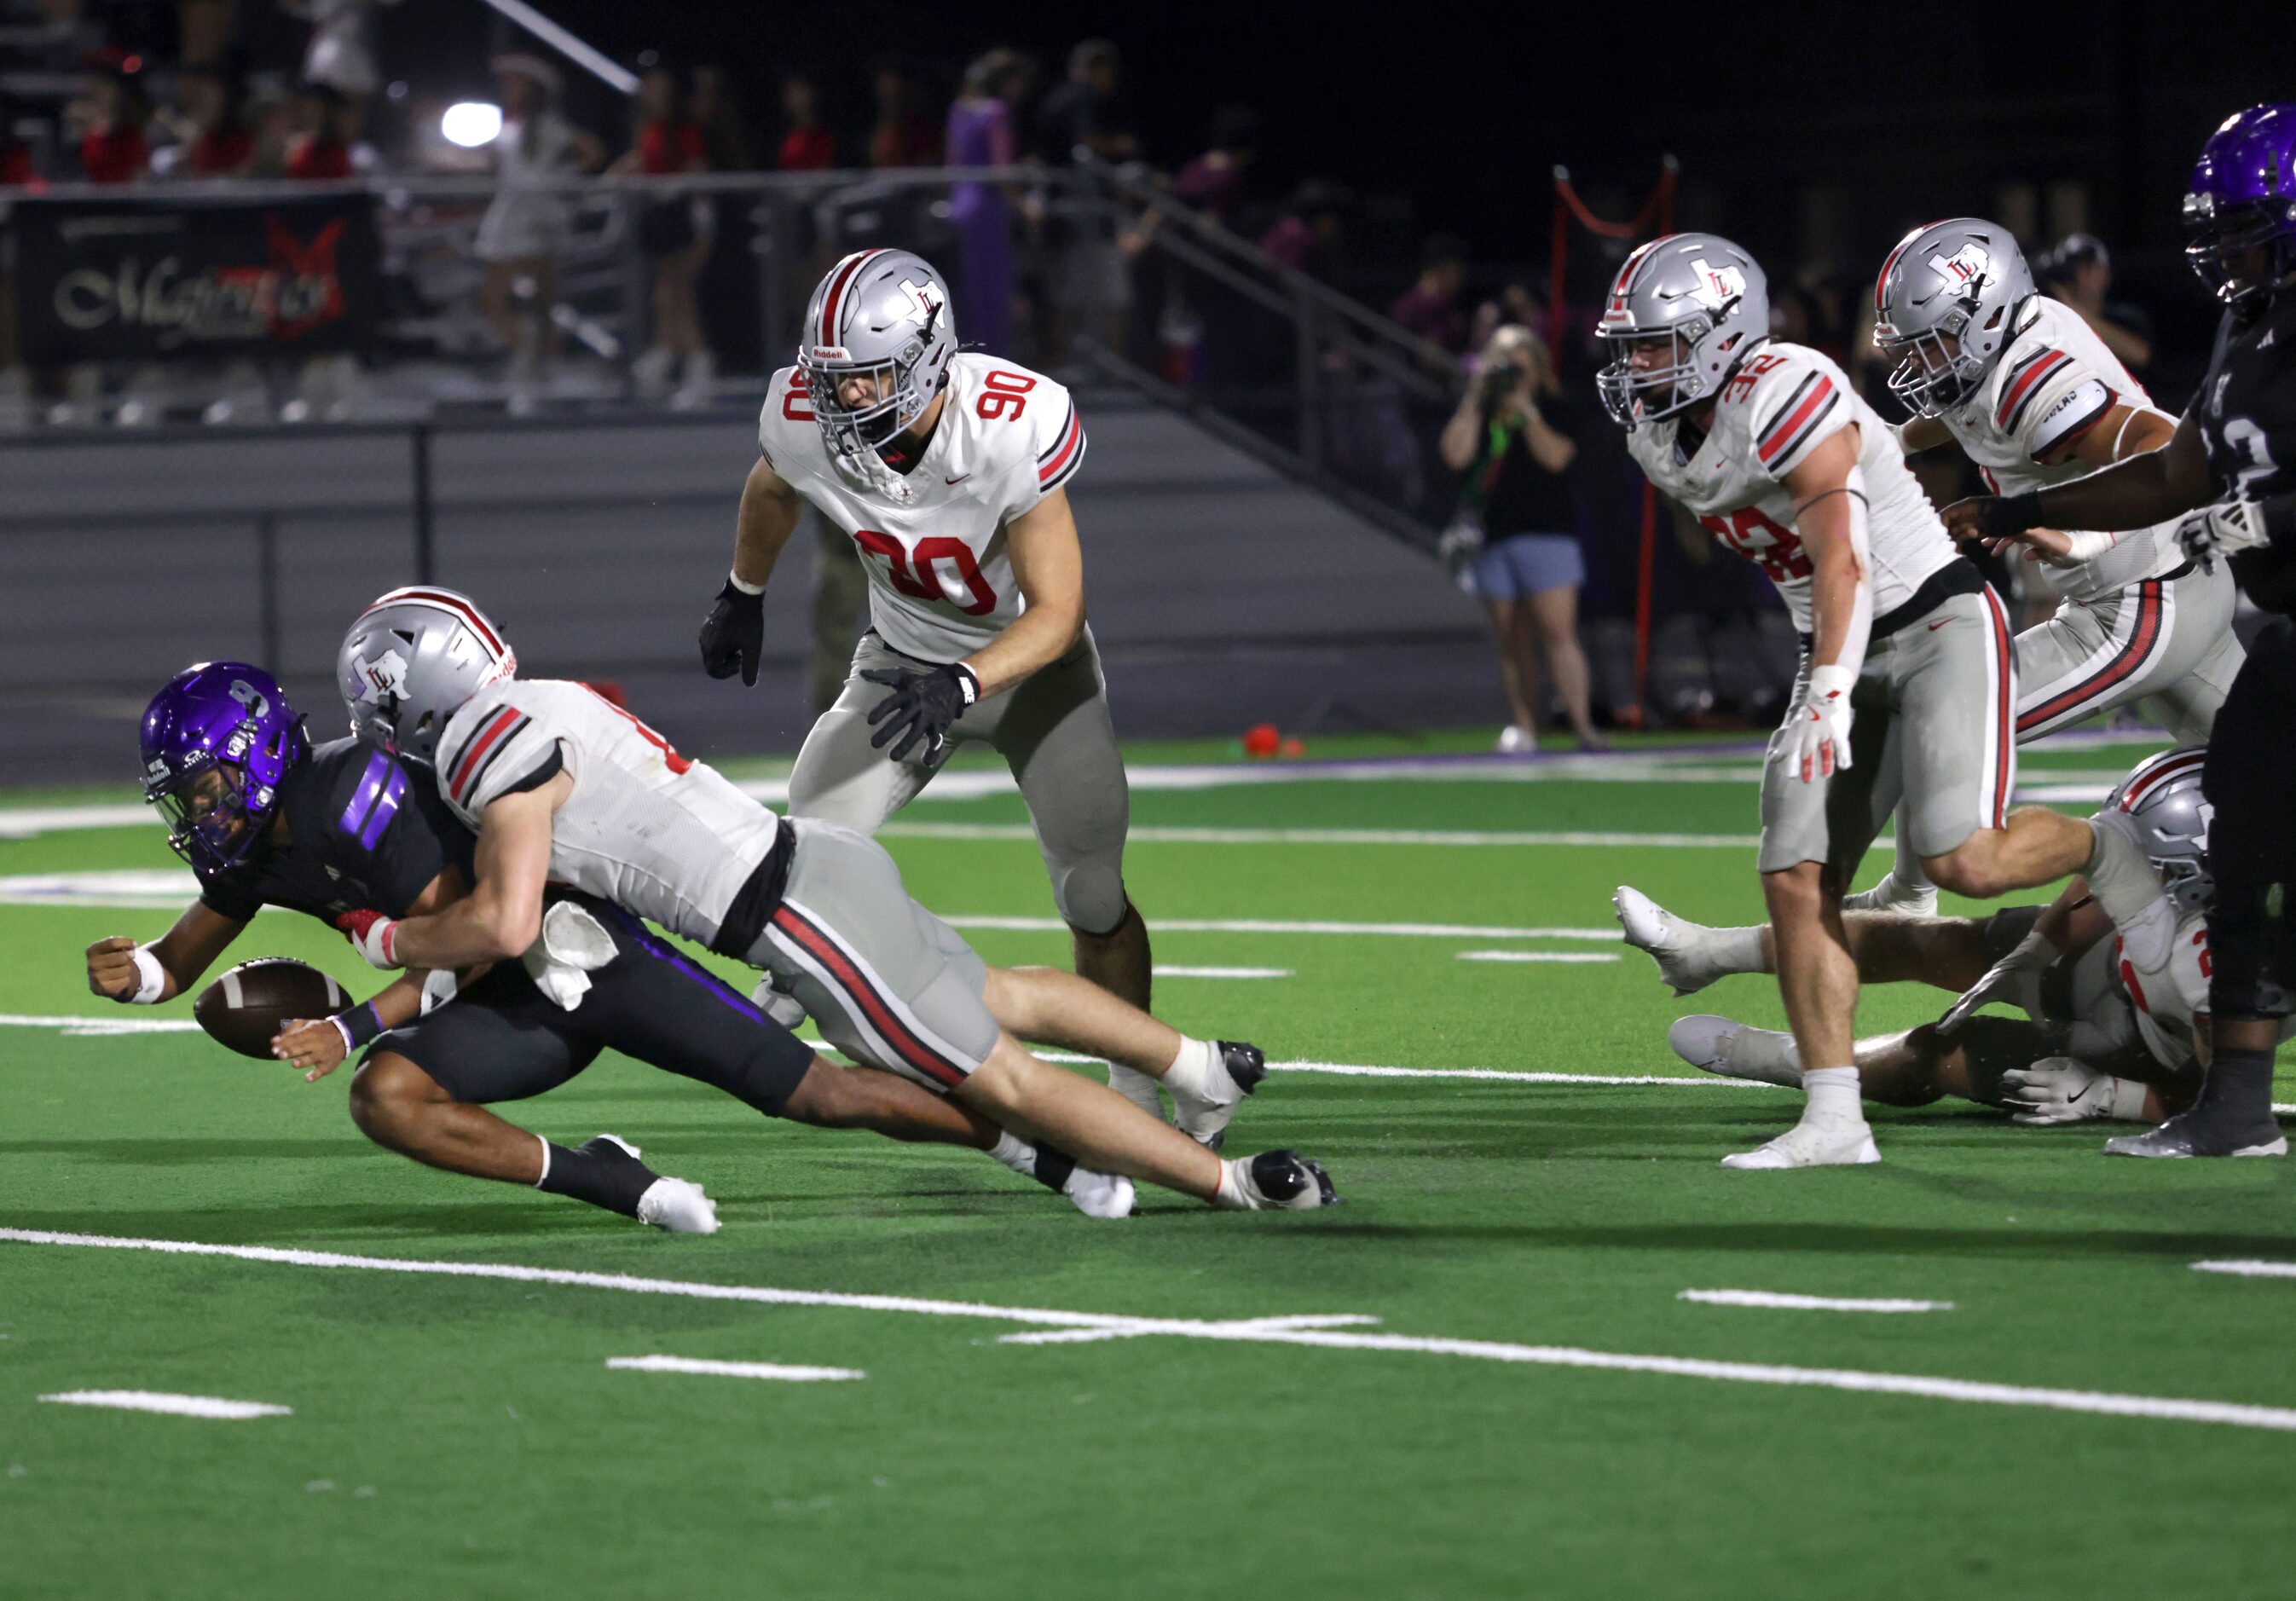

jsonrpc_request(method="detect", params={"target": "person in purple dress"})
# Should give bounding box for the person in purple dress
[946,49,1025,358]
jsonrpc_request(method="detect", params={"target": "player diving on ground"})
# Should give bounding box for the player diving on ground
[337,587,1335,1214]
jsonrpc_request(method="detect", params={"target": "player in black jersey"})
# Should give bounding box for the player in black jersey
[1945,103,2296,1157]
[89,663,1134,1227]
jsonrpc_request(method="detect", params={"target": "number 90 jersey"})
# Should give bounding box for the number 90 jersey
[758,352,1087,662]
[1622,340,1958,633]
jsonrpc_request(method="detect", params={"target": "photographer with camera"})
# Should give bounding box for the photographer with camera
[1439,324,1605,754]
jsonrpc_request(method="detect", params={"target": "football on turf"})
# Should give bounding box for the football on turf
[193,958,350,1061]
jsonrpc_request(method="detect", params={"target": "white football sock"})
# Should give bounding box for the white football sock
[1709,924,1767,975]
[1159,1036,1219,1101]
[987,1130,1038,1177]
[1801,1066,1865,1127]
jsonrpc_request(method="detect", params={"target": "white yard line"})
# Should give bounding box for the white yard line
[2192,1261,2296,1280]
[7,1228,2290,1433]
[606,1355,865,1383]
[999,1315,1384,1348]
[0,1012,202,1035]
[38,1390,291,1419]
[889,822,1767,848]
[949,915,1623,941]
[1152,966,1293,980]
[1679,1290,1954,1314]
[1457,951,1621,963]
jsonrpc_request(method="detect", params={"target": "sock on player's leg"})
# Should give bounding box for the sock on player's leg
[1710,924,1767,975]
[1159,1036,1219,1101]
[534,1135,658,1217]
[990,1129,1079,1193]
[1800,1066,1866,1127]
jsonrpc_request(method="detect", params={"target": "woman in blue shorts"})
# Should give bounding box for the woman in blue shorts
[1440,325,1606,753]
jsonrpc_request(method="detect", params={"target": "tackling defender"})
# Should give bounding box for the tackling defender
[1594,233,2157,1169]
[1628,750,2244,1128]
[94,662,1139,1229]
[340,587,1334,1211]
[698,250,1171,1118]
[1843,218,2243,916]
[1947,104,2296,1158]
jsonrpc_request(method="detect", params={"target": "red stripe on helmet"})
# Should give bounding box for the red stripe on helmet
[2119,744,2207,810]
[361,587,508,658]
[816,249,886,352]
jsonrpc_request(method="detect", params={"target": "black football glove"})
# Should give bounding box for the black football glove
[864,662,981,762]
[698,577,765,686]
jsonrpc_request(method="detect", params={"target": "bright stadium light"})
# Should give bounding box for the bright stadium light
[441,101,503,148]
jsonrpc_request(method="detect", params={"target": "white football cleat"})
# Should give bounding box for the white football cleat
[1669,1015,1802,1087]
[1721,1122,1881,1170]
[636,1176,721,1234]
[749,974,809,1030]
[1062,1168,1136,1219]
[1167,1042,1267,1149]
[1614,886,1727,997]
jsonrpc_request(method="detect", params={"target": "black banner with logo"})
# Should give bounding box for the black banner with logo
[9,193,381,363]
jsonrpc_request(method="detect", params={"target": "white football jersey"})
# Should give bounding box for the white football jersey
[757,352,1087,662]
[1941,297,2180,601]
[434,679,780,951]
[2107,910,2296,1070]
[1624,341,1958,633]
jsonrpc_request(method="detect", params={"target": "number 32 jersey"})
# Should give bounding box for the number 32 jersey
[1622,340,1958,633]
[757,352,1087,662]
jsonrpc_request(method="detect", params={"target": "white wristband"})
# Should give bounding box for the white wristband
[129,945,165,1005]
[726,569,766,597]
[2060,528,2119,563]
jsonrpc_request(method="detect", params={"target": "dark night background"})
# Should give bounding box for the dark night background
[302,0,2289,390]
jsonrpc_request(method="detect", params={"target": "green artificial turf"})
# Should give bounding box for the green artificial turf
[3,737,2293,1600]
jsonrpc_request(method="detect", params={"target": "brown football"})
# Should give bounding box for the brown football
[193,958,350,1061]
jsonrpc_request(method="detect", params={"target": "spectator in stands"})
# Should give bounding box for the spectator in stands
[690,66,752,171]
[474,54,604,416]
[1261,180,1350,279]
[2038,232,2153,373]
[67,52,150,183]
[282,0,398,123]
[1440,324,1605,754]
[1034,38,1136,162]
[777,73,836,171]
[946,48,1025,357]
[1468,281,1545,356]
[283,82,356,178]
[867,61,940,168]
[1174,103,1256,225]
[1390,234,1470,355]
[613,61,714,407]
[1035,40,1141,361]
[153,60,254,177]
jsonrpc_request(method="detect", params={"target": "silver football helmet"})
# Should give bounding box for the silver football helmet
[798,248,957,502]
[1595,233,1770,426]
[1872,217,2036,418]
[337,586,518,769]
[2103,747,2212,914]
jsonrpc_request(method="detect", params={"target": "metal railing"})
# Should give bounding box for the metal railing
[0,162,1465,542]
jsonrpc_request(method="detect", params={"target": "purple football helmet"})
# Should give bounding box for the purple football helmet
[140,662,309,870]
[2184,103,2296,310]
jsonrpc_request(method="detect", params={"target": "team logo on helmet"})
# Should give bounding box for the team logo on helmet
[1686,259,1747,311]
[350,647,411,705]
[228,679,271,720]
[1928,241,1992,292]
[895,277,945,329]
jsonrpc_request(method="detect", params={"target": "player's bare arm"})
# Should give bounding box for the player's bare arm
[349,772,569,970]
[85,899,245,1003]
[1945,408,2215,546]
[1777,426,1871,784]
[960,487,1085,698]
[1894,414,1954,455]
[274,863,483,1081]
[697,457,807,686]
